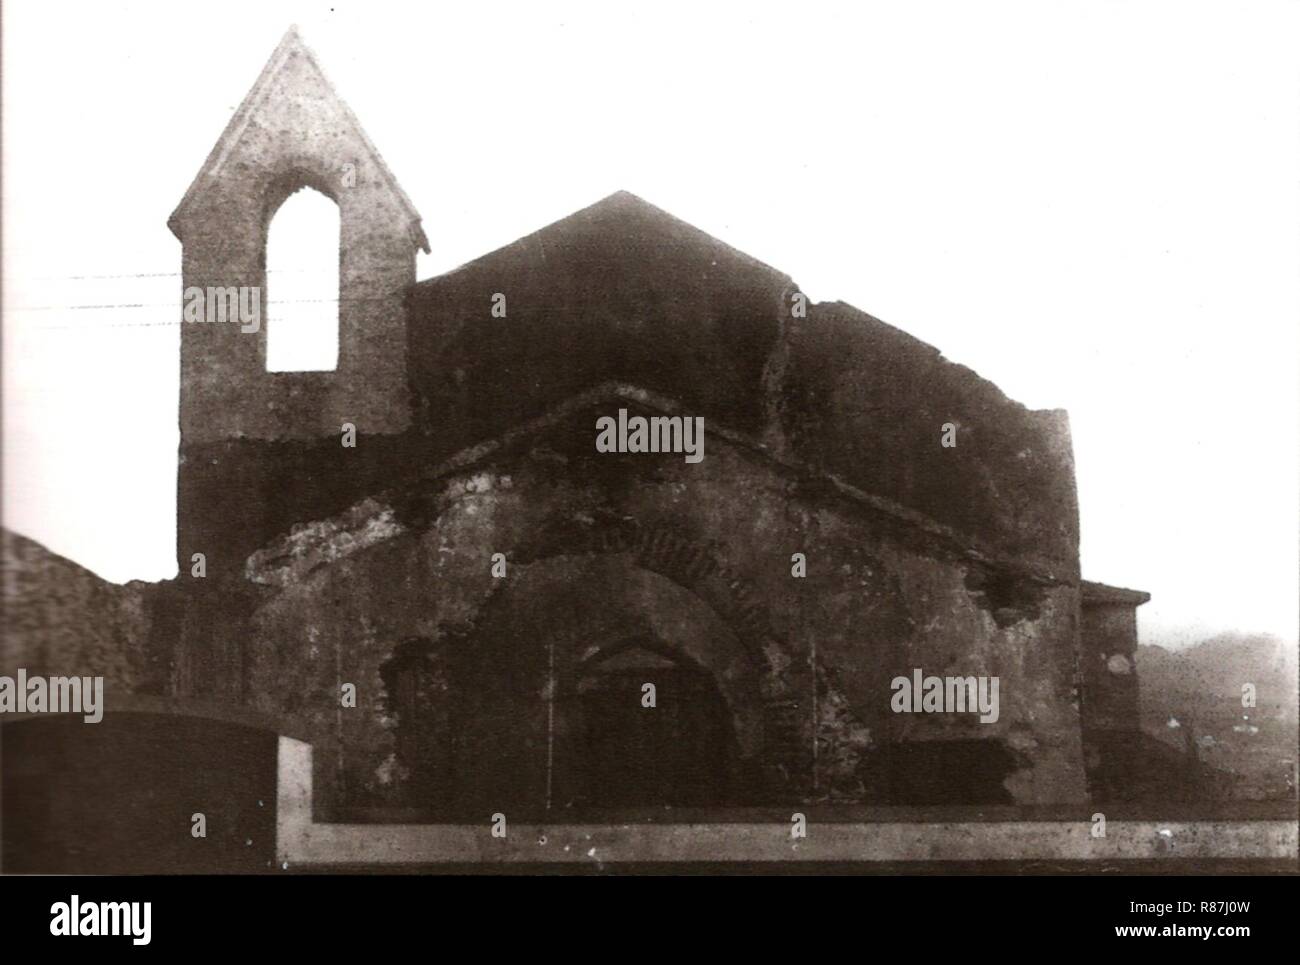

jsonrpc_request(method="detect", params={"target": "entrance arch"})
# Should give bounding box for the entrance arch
[441,554,760,816]
[566,638,733,808]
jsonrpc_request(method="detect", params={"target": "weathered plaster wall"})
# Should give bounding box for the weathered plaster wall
[780,301,1080,578]
[405,192,1081,581]
[177,433,424,587]
[236,400,1086,812]
[1080,599,1141,733]
[181,192,1082,662]
[1077,582,1153,800]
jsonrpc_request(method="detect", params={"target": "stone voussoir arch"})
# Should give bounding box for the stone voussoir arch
[510,514,788,669]
[504,513,813,794]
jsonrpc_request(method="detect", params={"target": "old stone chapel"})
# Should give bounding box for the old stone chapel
[3,28,1158,863]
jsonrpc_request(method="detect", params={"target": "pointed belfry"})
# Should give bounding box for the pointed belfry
[169,26,427,579]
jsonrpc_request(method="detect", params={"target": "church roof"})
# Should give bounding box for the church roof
[402,190,1082,580]
[1081,581,1152,606]
[416,190,785,288]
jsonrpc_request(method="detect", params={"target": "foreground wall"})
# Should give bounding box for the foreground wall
[1,531,152,690]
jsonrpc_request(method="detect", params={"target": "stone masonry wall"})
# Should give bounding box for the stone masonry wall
[234,399,1086,811]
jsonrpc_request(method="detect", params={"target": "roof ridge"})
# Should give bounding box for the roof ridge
[410,190,789,288]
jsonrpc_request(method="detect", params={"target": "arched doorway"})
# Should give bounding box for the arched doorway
[432,555,760,816]
[564,640,733,808]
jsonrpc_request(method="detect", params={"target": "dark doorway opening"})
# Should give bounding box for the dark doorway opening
[571,645,731,808]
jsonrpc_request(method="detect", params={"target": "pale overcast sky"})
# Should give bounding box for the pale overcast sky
[3,0,1298,648]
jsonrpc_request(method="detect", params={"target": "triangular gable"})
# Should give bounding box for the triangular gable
[167,25,428,252]
[414,189,785,288]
